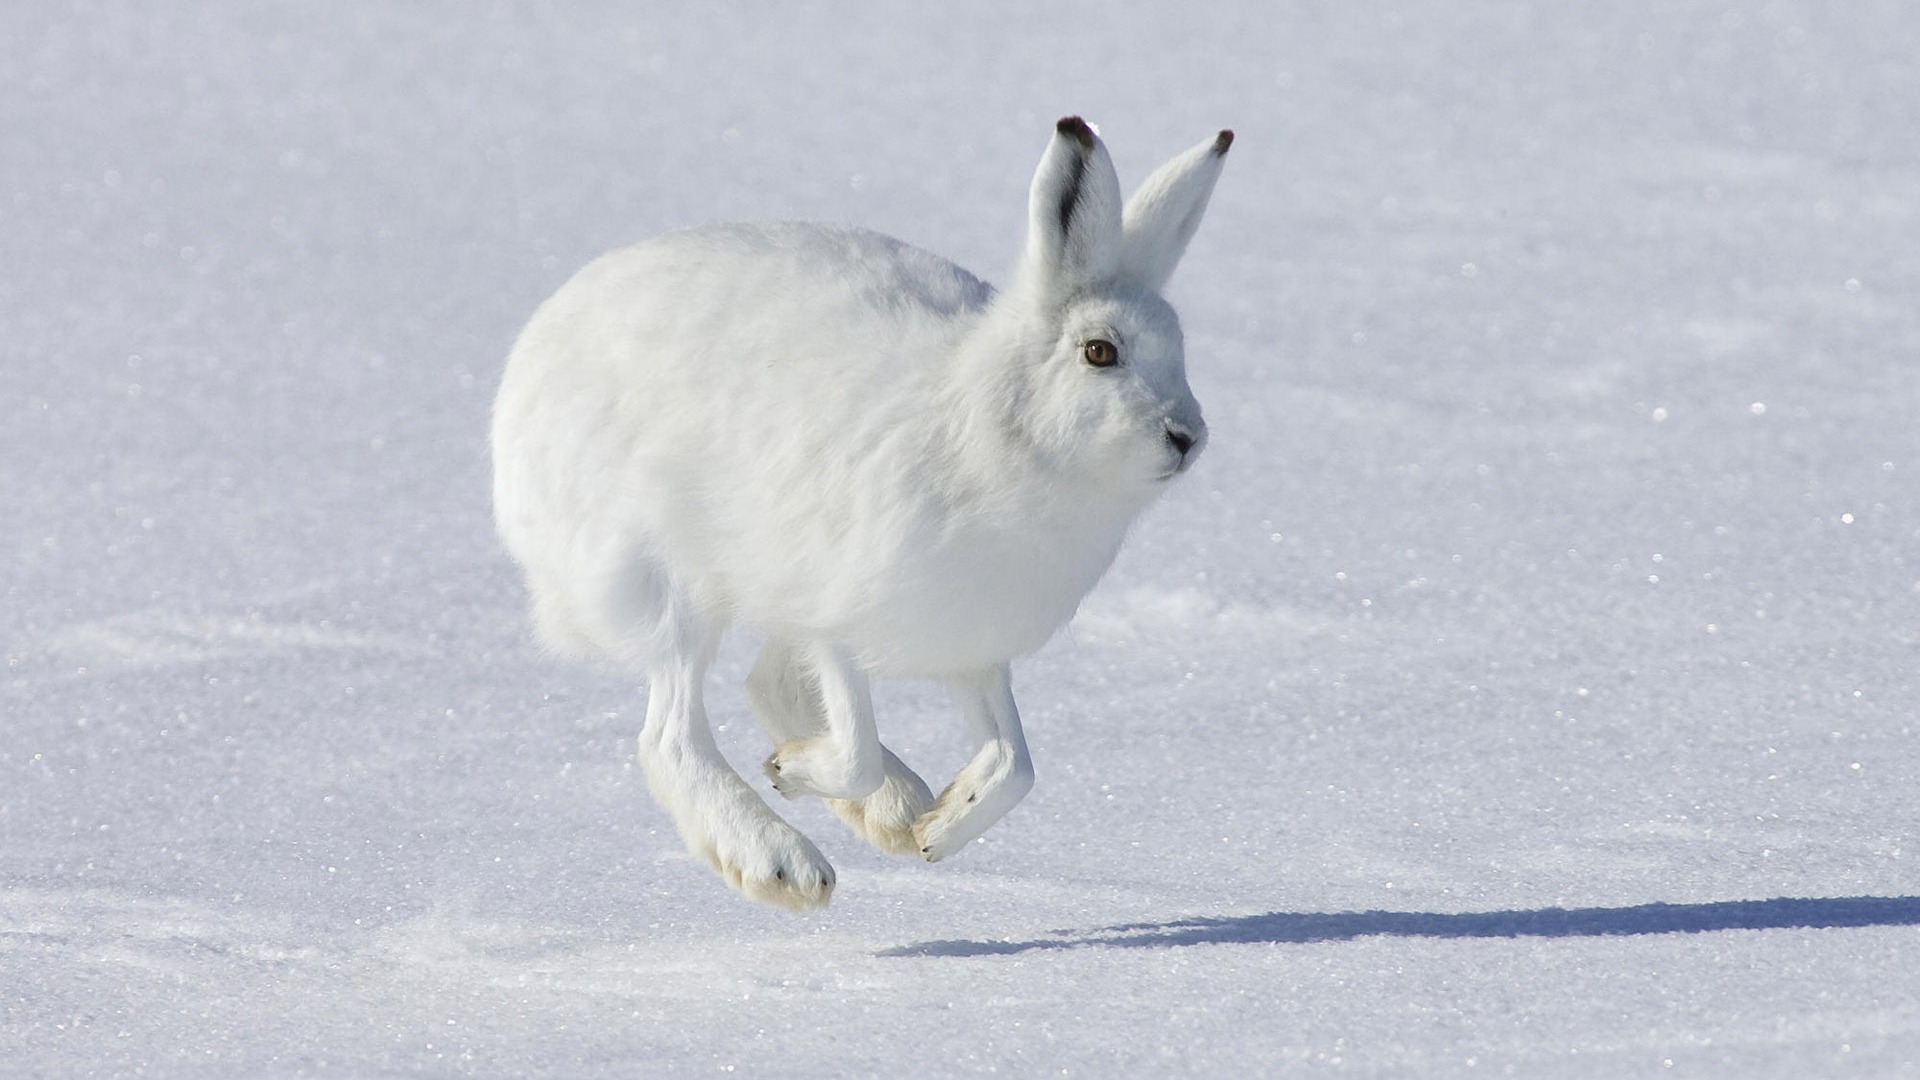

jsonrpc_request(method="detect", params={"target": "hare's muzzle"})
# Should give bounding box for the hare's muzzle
[1163,421,1203,476]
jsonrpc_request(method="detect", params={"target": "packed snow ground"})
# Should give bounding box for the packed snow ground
[4,3,1918,1076]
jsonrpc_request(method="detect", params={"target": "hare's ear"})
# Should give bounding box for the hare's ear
[1117,130,1233,291]
[1019,117,1124,297]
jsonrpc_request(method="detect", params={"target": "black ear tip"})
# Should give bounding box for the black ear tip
[1213,130,1234,155]
[1056,116,1097,149]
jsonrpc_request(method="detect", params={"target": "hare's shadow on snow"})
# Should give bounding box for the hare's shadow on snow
[880,895,1920,958]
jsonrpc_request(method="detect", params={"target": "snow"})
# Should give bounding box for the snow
[3,2,1917,1076]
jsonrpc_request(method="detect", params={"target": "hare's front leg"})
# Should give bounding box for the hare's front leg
[748,641,936,853]
[913,664,1036,861]
[758,641,888,800]
[638,636,835,911]
[751,640,934,855]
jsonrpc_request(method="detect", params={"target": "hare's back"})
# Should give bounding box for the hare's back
[505,222,990,411]
[677,222,990,317]
[586,221,988,342]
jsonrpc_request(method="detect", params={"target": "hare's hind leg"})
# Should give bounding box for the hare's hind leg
[913,664,1035,862]
[638,628,835,911]
[747,639,934,856]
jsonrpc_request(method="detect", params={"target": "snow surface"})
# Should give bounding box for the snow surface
[4,2,1918,1076]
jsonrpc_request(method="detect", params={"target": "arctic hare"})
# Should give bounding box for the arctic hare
[492,117,1231,910]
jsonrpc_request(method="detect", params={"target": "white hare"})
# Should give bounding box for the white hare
[491,117,1231,910]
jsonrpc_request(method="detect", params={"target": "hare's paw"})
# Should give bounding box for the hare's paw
[825,752,936,856]
[912,743,1035,862]
[763,737,884,801]
[686,813,837,913]
[655,769,837,911]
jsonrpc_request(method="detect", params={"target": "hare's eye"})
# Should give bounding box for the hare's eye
[1082,339,1119,368]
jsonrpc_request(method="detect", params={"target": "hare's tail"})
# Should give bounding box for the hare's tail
[521,551,706,670]
[525,577,599,661]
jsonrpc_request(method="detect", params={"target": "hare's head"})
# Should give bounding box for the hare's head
[997,118,1230,499]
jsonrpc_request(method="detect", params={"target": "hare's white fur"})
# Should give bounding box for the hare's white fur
[492,118,1230,910]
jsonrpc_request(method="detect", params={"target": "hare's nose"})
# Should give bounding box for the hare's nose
[1164,424,1196,457]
